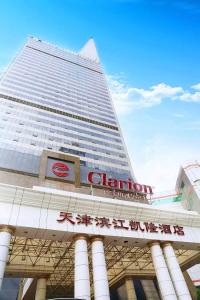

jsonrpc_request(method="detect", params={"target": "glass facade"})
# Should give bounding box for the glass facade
[0,37,134,178]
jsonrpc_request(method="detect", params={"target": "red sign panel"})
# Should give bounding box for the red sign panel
[52,162,70,177]
[50,160,153,198]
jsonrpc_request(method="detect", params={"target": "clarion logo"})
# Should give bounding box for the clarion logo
[52,162,70,177]
[87,172,153,194]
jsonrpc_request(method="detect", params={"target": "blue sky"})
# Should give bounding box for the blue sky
[0,0,200,191]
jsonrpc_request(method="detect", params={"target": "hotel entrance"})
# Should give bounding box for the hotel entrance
[0,183,199,299]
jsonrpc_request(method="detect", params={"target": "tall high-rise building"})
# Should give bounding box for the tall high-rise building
[0,37,198,300]
[0,37,146,299]
[0,37,134,184]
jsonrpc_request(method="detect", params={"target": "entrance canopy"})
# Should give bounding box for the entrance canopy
[0,183,200,298]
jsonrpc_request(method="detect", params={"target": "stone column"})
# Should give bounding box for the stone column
[150,241,178,300]
[17,279,24,300]
[35,278,47,300]
[74,234,90,300]
[141,280,160,300]
[0,225,15,289]
[91,236,110,300]
[162,242,192,300]
[125,278,137,300]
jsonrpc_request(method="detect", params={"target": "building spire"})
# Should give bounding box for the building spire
[79,38,100,63]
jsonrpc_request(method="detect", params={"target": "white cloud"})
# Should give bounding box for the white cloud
[177,91,200,103]
[128,135,200,192]
[191,83,200,90]
[107,75,200,192]
[107,75,200,115]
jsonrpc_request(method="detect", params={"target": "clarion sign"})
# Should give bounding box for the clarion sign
[48,160,153,196]
[87,172,153,194]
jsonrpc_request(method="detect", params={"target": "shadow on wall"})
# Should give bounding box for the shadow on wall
[111,280,147,300]
[0,278,20,300]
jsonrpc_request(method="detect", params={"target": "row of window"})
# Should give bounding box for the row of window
[3,78,115,122]
[0,141,131,175]
[26,43,102,76]
[4,70,113,116]
[8,68,112,111]
[12,59,110,102]
[1,112,122,149]
[0,138,129,170]
[0,124,127,165]
[19,49,107,93]
[0,92,118,130]
[15,53,110,100]
[19,49,103,84]
[26,41,102,73]
[6,72,113,116]
[1,84,116,125]
[0,97,120,136]
[0,100,121,143]
[1,109,121,145]
[0,121,125,156]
